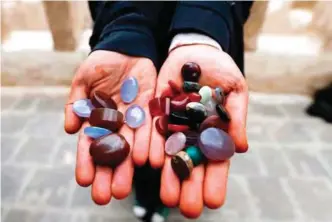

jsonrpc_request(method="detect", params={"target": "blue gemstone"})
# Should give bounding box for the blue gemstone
[72,99,95,118]
[120,77,139,103]
[84,126,112,139]
[125,104,145,129]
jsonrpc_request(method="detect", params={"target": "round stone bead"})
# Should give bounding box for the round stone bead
[181,62,201,82]
[188,93,201,102]
[155,116,168,136]
[149,97,170,117]
[199,86,212,104]
[205,99,218,116]
[72,99,95,118]
[91,91,117,109]
[84,126,112,139]
[120,77,139,103]
[125,104,145,129]
[168,80,182,94]
[215,87,225,104]
[171,151,194,180]
[170,94,190,112]
[216,104,231,122]
[183,81,202,93]
[198,127,235,161]
[165,132,186,155]
[168,124,189,132]
[89,108,124,131]
[186,102,208,123]
[90,133,130,168]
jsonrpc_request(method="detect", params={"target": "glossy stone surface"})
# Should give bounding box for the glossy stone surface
[120,77,139,103]
[165,132,186,155]
[181,62,201,82]
[91,91,117,109]
[84,126,112,139]
[183,131,199,146]
[186,102,208,123]
[188,93,201,102]
[216,104,231,122]
[169,111,190,125]
[90,133,130,167]
[72,99,94,118]
[89,108,124,131]
[171,151,193,180]
[215,87,225,104]
[198,127,235,161]
[199,86,212,104]
[168,124,189,132]
[168,80,182,94]
[205,99,218,116]
[155,116,168,136]
[199,115,227,132]
[183,81,202,93]
[125,104,145,129]
[170,94,190,112]
[149,97,170,117]
[185,145,204,166]
[160,87,174,99]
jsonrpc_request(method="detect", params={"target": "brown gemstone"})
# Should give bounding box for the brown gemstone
[168,80,182,94]
[216,104,231,122]
[188,93,201,102]
[90,133,130,168]
[91,91,117,110]
[171,151,193,180]
[199,115,228,132]
[149,97,171,117]
[160,87,174,99]
[181,62,201,82]
[155,116,168,136]
[168,124,189,132]
[89,108,124,131]
[170,94,190,112]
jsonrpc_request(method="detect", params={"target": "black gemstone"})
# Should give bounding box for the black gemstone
[186,102,207,123]
[181,62,201,82]
[216,104,231,122]
[183,81,202,92]
[169,111,190,125]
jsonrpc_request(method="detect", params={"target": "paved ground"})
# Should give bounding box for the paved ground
[1,87,332,222]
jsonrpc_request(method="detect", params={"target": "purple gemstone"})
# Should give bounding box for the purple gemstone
[120,77,139,103]
[125,104,145,129]
[72,99,95,118]
[165,132,186,155]
[183,131,199,146]
[198,127,235,161]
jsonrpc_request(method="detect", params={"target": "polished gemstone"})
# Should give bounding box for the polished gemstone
[73,99,95,118]
[168,124,189,132]
[205,99,218,116]
[89,108,124,131]
[186,102,208,123]
[160,87,174,99]
[183,81,202,92]
[215,87,225,104]
[84,126,112,139]
[169,111,190,125]
[171,151,193,180]
[125,104,145,129]
[168,80,182,94]
[90,133,130,167]
[149,97,170,117]
[188,93,201,102]
[199,86,212,104]
[170,94,190,112]
[183,131,199,146]
[181,62,201,82]
[155,116,168,136]
[120,77,139,103]
[165,132,186,155]
[216,104,231,122]
[91,91,117,109]
[199,115,228,132]
[198,127,235,161]
[185,145,204,166]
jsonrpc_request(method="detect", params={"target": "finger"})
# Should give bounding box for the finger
[75,122,95,187]
[149,117,165,168]
[65,83,88,134]
[179,165,204,219]
[160,156,180,207]
[91,166,112,205]
[204,160,230,209]
[225,90,249,153]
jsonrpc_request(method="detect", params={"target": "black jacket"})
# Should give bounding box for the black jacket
[88,1,253,73]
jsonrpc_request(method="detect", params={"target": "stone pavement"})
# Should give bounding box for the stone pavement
[1,87,332,222]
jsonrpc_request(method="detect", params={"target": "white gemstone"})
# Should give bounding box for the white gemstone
[199,86,212,104]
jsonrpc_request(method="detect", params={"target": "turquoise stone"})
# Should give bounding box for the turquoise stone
[198,86,212,104]
[72,99,95,118]
[185,146,204,166]
[120,77,139,103]
[84,126,112,139]
[125,104,145,129]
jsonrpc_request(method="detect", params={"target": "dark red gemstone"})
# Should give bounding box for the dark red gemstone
[181,62,201,82]
[149,97,171,117]
[155,116,168,136]
[168,124,189,132]
[183,131,199,146]
[90,133,130,168]
[89,108,124,131]
[160,87,174,99]
[91,91,117,110]
[199,115,228,132]
[188,93,201,102]
[168,80,182,94]
[170,94,190,112]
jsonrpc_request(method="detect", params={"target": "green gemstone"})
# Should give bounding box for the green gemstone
[198,86,212,104]
[183,81,202,92]
[185,145,204,166]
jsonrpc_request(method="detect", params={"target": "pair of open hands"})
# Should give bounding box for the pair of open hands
[64,44,248,219]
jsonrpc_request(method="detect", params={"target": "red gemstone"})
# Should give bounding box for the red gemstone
[199,115,228,132]
[188,93,201,102]
[168,124,189,132]
[168,80,182,94]
[89,108,124,131]
[91,91,117,110]
[181,62,201,82]
[170,94,190,112]
[155,116,168,136]
[149,97,171,117]
[160,87,174,99]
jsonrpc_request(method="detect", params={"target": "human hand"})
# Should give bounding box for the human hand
[149,45,248,218]
[64,50,157,204]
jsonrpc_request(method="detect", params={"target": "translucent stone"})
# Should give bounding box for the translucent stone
[89,108,124,131]
[183,81,201,92]
[205,99,218,116]
[181,62,201,82]
[199,86,212,104]
[125,104,145,129]
[72,99,95,118]
[90,133,130,167]
[91,91,117,109]
[165,132,186,155]
[120,77,139,103]
[215,87,225,104]
[186,102,208,123]
[84,126,112,139]
[170,94,190,112]
[149,97,171,117]
[216,104,231,122]
[198,127,235,161]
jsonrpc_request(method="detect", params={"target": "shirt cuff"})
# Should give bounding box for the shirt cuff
[168,33,223,54]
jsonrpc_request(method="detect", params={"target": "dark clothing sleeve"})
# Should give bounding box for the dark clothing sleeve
[169,1,253,73]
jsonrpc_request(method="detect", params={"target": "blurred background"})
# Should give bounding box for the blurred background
[1,1,332,222]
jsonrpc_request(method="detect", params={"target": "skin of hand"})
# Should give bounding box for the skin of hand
[149,45,249,218]
[64,50,157,205]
